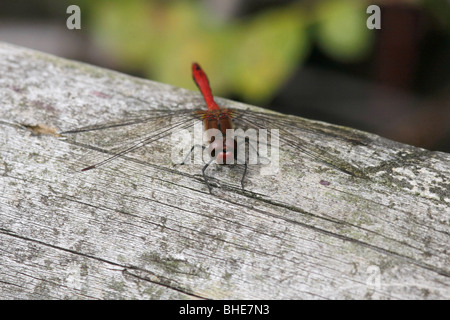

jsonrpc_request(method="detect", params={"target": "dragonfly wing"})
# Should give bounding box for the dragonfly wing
[61,109,201,172]
[231,108,367,178]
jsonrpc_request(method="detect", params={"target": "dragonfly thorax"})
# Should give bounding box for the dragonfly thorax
[196,109,237,165]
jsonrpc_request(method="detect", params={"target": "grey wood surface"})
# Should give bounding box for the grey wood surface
[0,42,449,299]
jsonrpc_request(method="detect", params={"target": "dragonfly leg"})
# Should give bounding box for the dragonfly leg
[176,144,206,166]
[235,135,270,165]
[247,136,271,165]
[241,162,248,191]
[202,157,215,193]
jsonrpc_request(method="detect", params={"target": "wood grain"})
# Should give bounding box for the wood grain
[0,42,449,299]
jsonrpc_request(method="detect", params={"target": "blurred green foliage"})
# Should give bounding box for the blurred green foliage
[85,0,375,103]
[315,0,373,62]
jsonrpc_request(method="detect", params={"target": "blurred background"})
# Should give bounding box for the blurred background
[0,0,449,152]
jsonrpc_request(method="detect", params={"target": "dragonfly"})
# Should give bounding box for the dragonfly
[61,63,366,193]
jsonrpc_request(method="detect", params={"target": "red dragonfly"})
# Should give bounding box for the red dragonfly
[61,63,366,193]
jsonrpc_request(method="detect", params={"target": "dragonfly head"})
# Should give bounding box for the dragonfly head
[209,138,236,165]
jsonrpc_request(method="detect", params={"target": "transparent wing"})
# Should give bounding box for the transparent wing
[61,105,368,179]
[60,108,202,172]
[231,108,368,178]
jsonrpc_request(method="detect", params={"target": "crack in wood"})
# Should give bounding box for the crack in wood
[0,227,205,299]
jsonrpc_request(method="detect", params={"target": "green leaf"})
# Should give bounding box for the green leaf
[315,0,373,62]
[230,6,310,102]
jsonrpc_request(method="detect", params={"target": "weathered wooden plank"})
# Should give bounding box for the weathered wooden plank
[0,42,449,299]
